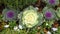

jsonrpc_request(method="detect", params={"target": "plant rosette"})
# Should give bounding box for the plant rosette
[2,8,18,21]
[21,6,43,28]
[42,7,56,20]
[42,0,59,6]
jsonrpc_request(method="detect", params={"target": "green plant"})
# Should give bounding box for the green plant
[3,0,37,10]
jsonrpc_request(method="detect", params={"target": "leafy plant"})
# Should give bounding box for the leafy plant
[3,0,37,10]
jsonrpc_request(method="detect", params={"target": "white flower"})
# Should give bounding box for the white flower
[52,27,58,31]
[4,25,9,28]
[14,26,18,31]
[46,23,48,26]
[35,7,39,10]
[18,25,23,29]
[47,31,51,34]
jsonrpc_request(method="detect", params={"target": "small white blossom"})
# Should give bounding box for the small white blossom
[14,26,18,31]
[52,27,58,31]
[46,23,48,26]
[47,31,51,34]
[18,25,23,29]
[35,7,39,10]
[4,25,9,28]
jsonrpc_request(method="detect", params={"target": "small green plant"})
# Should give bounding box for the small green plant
[3,0,37,10]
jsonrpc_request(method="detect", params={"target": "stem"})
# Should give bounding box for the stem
[27,28,30,34]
